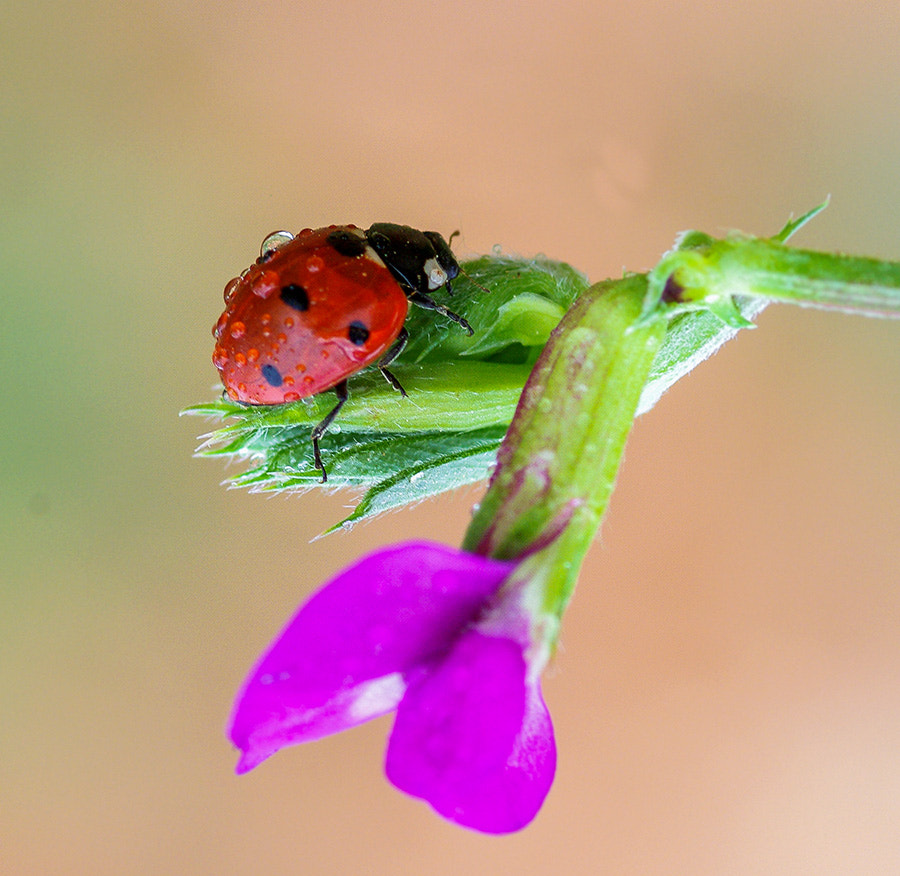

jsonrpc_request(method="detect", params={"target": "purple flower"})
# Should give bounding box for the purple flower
[229,541,556,833]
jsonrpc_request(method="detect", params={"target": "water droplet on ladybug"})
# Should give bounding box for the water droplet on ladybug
[230,321,246,339]
[223,277,241,303]
[259,230,294,259]
[253,270,280,299]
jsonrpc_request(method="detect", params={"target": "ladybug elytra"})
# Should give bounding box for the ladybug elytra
[212,223,474,480]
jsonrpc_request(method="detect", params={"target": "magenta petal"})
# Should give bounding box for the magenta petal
[385,630,556,834]
[229,542,515,773]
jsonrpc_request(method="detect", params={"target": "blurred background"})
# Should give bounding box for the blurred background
[2,0,898,873]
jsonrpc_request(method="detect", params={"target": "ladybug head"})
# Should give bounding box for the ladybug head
[422,230,461,290]
[365,223,460,297]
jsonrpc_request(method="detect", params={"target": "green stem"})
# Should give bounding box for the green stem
[663,237,900,319]
[462,274,666,619]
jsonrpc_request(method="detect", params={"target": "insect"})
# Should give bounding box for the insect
[212,223,474,480]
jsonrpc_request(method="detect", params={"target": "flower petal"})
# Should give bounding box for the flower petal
[229,542,515,773]
[385,629,556,834]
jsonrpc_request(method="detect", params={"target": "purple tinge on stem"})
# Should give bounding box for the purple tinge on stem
[228,541,557,834]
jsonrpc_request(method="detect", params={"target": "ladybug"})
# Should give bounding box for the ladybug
[212,223,473,480]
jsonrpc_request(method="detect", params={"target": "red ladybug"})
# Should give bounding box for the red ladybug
[212,223,473,480]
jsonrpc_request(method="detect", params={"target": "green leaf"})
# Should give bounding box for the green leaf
[185,291,763,532]
[400,252,590,362]
[322,428,507,532]
[637,295,767,415]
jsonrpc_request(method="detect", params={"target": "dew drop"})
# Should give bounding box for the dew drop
[246,348,259,363]
[251,270,280,299]
[284,391,300,401]
[259,230,294,259]
[230,321,246,339]
[234,351,247,366]
[223,277,241,303]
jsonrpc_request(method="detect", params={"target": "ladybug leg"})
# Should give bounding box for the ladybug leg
[310,379,349,482]
[378,327,408,397]
[408,291,474,336]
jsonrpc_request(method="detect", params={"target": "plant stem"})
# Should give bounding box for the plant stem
[462,274,666,617]
[670,237,900,318]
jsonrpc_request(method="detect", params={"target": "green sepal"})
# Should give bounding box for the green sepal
[772,199,830,243]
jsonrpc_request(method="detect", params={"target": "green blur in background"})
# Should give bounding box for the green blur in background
[2,1,898,873]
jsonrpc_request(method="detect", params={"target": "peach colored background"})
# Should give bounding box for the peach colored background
[2,1,898,873]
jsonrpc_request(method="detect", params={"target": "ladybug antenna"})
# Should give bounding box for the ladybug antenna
[458,264,492,295]
[447,229,491,295]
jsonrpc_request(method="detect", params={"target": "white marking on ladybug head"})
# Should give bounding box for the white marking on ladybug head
[424,257,447,290]
[364,245,387,267]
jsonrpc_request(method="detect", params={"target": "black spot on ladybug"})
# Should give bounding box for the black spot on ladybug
[280,283,310,311]
[327,229,367,258]
[261,364,283,386]
[348,321,370,345]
